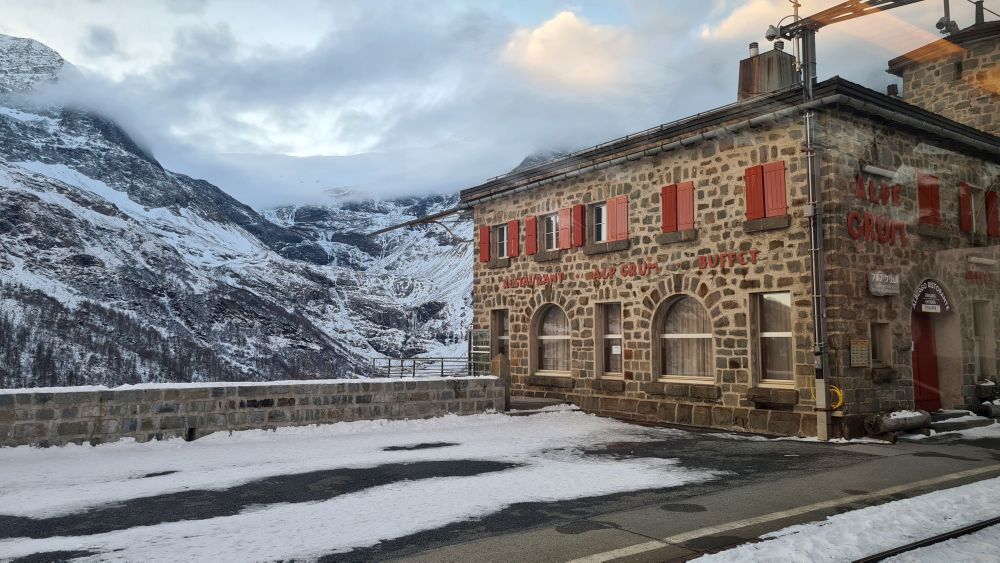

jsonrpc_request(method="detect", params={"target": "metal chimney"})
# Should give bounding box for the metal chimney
[774,40,785,51]
[749,42,759,56]
[975,0,985,25]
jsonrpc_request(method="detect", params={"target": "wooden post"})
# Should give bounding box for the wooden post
[491,354,510,411]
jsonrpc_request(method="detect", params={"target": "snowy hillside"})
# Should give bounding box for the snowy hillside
[0,34,472,389]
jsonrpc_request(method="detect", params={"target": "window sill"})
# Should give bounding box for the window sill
[643,381,720,400]
[583,239,630,256]
[658,376,715,385]
[914,223,949,239]
[533,249,561,263]
[527,372,575,389]
[656,229,698,245]
[747,386,798,406]
[487,257,511,269]
[743,215,791,234]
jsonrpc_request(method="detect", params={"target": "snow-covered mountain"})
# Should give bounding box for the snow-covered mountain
[0,34,471,389]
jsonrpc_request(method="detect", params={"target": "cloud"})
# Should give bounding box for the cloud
[503,11,635,92]
[11,0,987,210]
[79,25,122,58]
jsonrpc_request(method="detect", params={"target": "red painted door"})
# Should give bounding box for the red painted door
[911,314,942,411]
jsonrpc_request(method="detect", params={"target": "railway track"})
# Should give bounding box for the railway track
[853,515,1000,562]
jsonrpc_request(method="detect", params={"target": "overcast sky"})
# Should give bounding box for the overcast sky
[0,0,991,208]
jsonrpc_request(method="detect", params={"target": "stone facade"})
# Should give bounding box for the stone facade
[465,84,999,437]
[0,377,504,447]
[471,115,821,437]
[820,111,1000,414]
[890,22,1000,135]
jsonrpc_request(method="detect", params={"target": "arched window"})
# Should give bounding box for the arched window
[657,296,713,381]
[536,305,571,373]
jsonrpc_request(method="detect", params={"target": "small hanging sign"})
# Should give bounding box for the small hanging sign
[868,271,900,296]
[911,280,951,314]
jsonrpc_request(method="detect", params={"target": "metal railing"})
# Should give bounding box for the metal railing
[370,357,473,378]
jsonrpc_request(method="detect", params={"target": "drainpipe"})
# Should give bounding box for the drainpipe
[801,27,832,441]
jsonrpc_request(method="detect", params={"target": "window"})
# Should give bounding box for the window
[973,302,995,379]
[543,214,559,251]
[988,191,1000,237]
[657,296,713,380]
[756,292,793,383]
[961,183,988,235]
[598,303,623,375]
[494,224,508,258]
[661,182,695,233]
[917,173,941,225]
[745,161,788,220]
[492,309,510,359]
[870,322,891,365]
[593,203,607,242]
[535,305,570,373]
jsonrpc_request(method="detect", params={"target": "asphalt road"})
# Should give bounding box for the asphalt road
[8,422,1000,563]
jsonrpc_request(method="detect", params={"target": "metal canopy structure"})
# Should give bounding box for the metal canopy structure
[775,0,926,38]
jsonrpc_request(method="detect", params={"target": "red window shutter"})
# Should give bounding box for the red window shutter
[507,219,519,257]
[615,195,629,241]
[762,161,787,217]
[661,185,677,233]
[677,181,695,231]
[525,216,538,255]
[745,165,765,220]
[988,191,999,237]
[917,173,942,225]
[558,207,572,249]
[478,226,490,263]
[572,204,585,247]
[959,183,973,233]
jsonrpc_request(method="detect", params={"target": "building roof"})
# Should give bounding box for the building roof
[887,21,1000,76]
[459,77,1000,205]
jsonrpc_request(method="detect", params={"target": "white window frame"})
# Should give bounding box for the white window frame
[656,296,714,383]
[598,302,623,377]
[593,203,607,243]
[534,305,571,376]
[543,214,559,251]
[494,223,508,259]
[755,292,794,387]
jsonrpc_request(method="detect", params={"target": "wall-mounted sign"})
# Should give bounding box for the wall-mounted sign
[502,271,566,289]
[611,345,622,355]
[965,271,995,285]
[845,175,908,247]
[591,261,659,282]
[850,339,871,367]
[911,280,951,314]
[696,249,760,270]
[868,271,900,296]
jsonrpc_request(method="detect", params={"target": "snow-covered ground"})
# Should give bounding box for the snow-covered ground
[694,476,1000,562]
[0,410,724,562]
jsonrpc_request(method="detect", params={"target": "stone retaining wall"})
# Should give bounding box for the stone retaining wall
[0,377,504,447]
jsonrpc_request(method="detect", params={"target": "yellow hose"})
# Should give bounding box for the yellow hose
[829,385,844,410]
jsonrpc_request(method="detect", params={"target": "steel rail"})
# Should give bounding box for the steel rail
[853,515,1000,562]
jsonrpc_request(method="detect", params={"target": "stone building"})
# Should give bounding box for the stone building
[461,21,1000,437]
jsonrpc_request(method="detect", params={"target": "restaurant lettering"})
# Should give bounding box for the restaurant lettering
[502,271,565,289]
[846,175,908,247]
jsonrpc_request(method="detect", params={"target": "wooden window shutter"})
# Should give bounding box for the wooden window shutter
[745,165,765,220]
[988,191,999,237]
[507,219,519,257]
[959,183,973,233]
[615,195,629,241]
[661,185,677,233]
[917,173,942,225]
[558,207,572,249]
[525,216,538,255]
[478,226,490,263]
[572,204,585,247]
[677,181,695,231]
[762,161,787,217]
